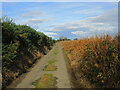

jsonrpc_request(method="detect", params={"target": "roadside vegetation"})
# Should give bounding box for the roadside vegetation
[43,48,58,71]
[62,35,120,88]
[53,48,58,56]
[1,16,55,88]
[43,58,57,71]
[2,16,119,88]
[34,74,57,88]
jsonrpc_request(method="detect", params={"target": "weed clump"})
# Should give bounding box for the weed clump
[34,74,57,88]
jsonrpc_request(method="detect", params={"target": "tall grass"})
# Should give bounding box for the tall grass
[62,35,120,88]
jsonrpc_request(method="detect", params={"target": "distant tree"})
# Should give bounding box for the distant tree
[74,38,78,40]
[58,36,70,41]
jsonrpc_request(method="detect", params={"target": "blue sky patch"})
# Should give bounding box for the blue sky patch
[2,2,118,40]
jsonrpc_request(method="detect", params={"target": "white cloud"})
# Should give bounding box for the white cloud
[73,6,103,15]
[20,11,43,18]
[43,32,58,36]
[49,9,118,37]
[24,19,50,25]
[86,9,118,26]
[71,31,87,35]
[49,35,55,38]
[42,32,58,39]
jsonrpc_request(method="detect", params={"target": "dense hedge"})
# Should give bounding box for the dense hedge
[2,17,55,88]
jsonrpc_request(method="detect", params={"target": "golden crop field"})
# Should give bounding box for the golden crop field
[62,35,120,88]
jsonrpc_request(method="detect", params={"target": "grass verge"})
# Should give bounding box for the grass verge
[43,64,57,71]
[53,48,58,56]
[43,58,57,71]
[48,59,56,64]
[34,74,57,88]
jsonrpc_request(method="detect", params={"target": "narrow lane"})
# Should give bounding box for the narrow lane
[14,43,72,88]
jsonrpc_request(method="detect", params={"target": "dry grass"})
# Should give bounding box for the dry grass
[62,35,120,88]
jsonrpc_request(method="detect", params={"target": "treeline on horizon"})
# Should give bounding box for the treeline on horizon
[1,17,55,88]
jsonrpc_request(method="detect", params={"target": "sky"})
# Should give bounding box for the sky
[1,0,119,2]
[2,2,118,40]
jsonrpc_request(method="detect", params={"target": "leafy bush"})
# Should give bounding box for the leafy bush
[2,16,55,88]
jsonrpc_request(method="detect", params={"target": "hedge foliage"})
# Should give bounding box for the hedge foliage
[2,16,55,88]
